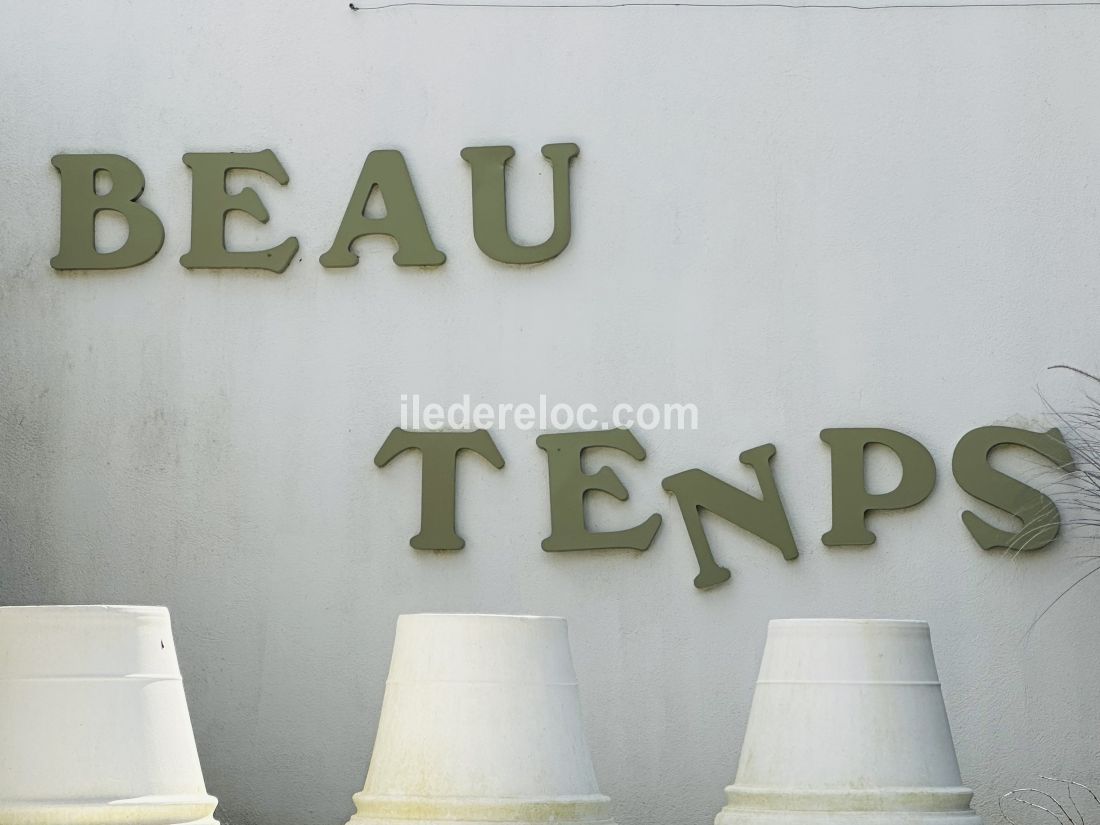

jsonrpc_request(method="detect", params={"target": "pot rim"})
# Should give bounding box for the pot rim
[400,613,566,621]
[769,618,926,627]
[0,604,167,615]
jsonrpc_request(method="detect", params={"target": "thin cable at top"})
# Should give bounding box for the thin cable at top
[350,0,1100,10]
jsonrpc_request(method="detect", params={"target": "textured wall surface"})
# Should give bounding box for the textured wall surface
[2,3,1100,824]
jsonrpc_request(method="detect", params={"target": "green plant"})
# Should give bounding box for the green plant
[1033,365,1100,625]
[1001,777,1100,825]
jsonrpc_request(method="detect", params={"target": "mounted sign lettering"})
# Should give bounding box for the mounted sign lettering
[375,425,1073,590]
[46,142,1074,591]
[49,144,579,272]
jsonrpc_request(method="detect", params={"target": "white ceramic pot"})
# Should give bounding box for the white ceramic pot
[347,613,615,825]
[716,619,981,825]
[0,605,218,825]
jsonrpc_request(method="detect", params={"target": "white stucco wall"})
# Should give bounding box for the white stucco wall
[2,3,1100,824]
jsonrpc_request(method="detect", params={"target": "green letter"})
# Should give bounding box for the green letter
[536,429,661,552]
[51,154,164,270]
[374,428,504,550]
[180,150,298,273]
[461,143,579,264]
[320,151,445,268]
[821,427,936,546]
[662,444,798,590]
[952,426,1072,552]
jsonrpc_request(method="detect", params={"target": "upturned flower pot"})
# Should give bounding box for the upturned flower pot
[0,605,218,825]
[346,613,615,825]
[716,619,981,825]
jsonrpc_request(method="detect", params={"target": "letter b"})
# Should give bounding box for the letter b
[51,154,164,270]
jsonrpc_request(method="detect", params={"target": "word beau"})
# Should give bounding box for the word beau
[49,145,579,272]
